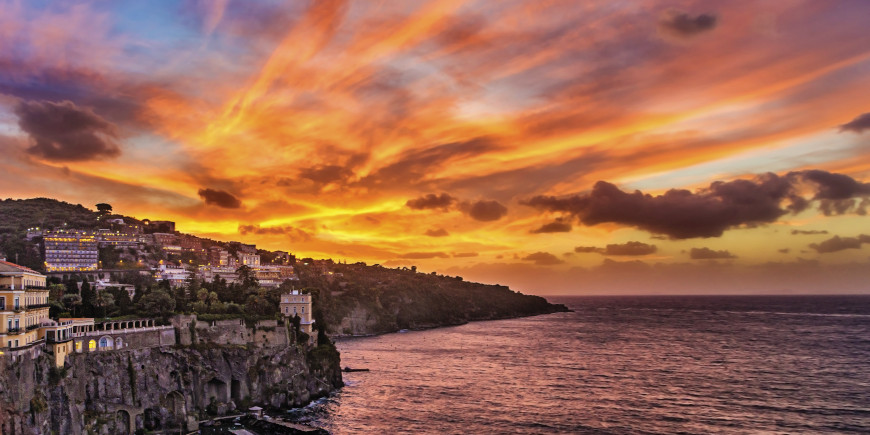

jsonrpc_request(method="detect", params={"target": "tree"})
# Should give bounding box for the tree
[94,290,115,319]
[48,283,65,302]
[61,294,82,317]
[174,286,189,313]
[236,265,259,290]
[137,290,175,319]
[80,280,95,317]
[95,203,113,214]
[113,287,133,315]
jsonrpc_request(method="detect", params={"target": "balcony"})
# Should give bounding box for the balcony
[26,324,41,332]
[25,303,51,310]
[0,285,48,291]
[6,327,21,334]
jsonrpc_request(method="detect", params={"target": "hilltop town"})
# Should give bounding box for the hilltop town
[0,198,567,433]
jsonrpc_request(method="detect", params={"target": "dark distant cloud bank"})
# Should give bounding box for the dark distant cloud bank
[689,247,737,259]
[531,219,572,233]
[406,193,456,210]
[659,11,718,38]
[198,188,242,208]
[15,100,121,161]
[840,112,870,133]
[406,193,508,222]
[575,241,657,256]
[524,170,870,239]
[522,252,564,265]
[810,234,870,253]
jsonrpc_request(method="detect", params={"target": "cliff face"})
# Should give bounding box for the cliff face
[0,343,342,434]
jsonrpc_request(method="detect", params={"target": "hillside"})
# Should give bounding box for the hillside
[0,197,570,336]
[296,262,570,336]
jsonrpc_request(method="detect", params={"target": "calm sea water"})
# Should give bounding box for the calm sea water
[287,296,870,434]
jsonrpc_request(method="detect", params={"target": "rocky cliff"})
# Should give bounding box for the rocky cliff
[0,342,342,434]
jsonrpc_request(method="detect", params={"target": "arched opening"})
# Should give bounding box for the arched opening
[231,378,242,402]
[206,378,228,404]
[143,408,161,431]
[160,391,187,429]
[99,336,113,350]
[115,337,124,349]
[113,410,131,434]
[88,339,96,351]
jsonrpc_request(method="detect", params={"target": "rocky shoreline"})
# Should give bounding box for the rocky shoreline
[0,343,342,434]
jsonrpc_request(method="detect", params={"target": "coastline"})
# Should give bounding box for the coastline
[331,307,572,340]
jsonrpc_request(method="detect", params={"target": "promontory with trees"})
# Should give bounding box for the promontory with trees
[1,197,568,338]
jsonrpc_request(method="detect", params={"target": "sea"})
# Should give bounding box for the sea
[285,296,870,434]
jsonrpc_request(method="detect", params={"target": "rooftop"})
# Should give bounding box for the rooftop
[0,260,42,275]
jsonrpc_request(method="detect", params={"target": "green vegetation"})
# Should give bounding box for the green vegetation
[29,392,48,414]
[296,262,569,335]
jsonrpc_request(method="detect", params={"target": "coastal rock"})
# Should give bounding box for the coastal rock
[0,343,342,434]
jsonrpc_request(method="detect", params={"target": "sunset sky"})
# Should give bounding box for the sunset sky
[1,0,869,294]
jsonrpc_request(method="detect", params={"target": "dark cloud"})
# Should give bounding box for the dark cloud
[689,247,737,260]
[299,165,353,184]
[574,246,600,253]
[530,220,572,234]
[406,193,456,210]
[521,252,564,265]
[198,188,242,208]
[778,248,790,254]
[603,242,657,256]
[840,112,870,133]
[572,242,656,256]
[791,229,829,235]
[14,100,121,161]
[238,224,313,241]
[465,200,508,221]
[399,252,450,259]
[424,228,450,237]
[523,170,870,239]
[659,11,718,38]
[810,235,870,254]
[452,252,479,258]
[799,170,870,200]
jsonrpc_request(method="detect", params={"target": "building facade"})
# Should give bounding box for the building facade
[0,261,50,351]
[44,230,99,272]
[280,290,315,344]
[153,264,191,288]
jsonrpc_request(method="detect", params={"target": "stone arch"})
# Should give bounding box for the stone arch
[99,336,114,350]
[114,410,131,434]
[160,390,187,429]
[88,339,97,352]
[206,377,228,404]
[115,337,124,349]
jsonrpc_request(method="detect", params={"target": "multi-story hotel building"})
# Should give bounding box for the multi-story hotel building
[44,230,99,272]
[0,260,51,350]
[96,229,140,247]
